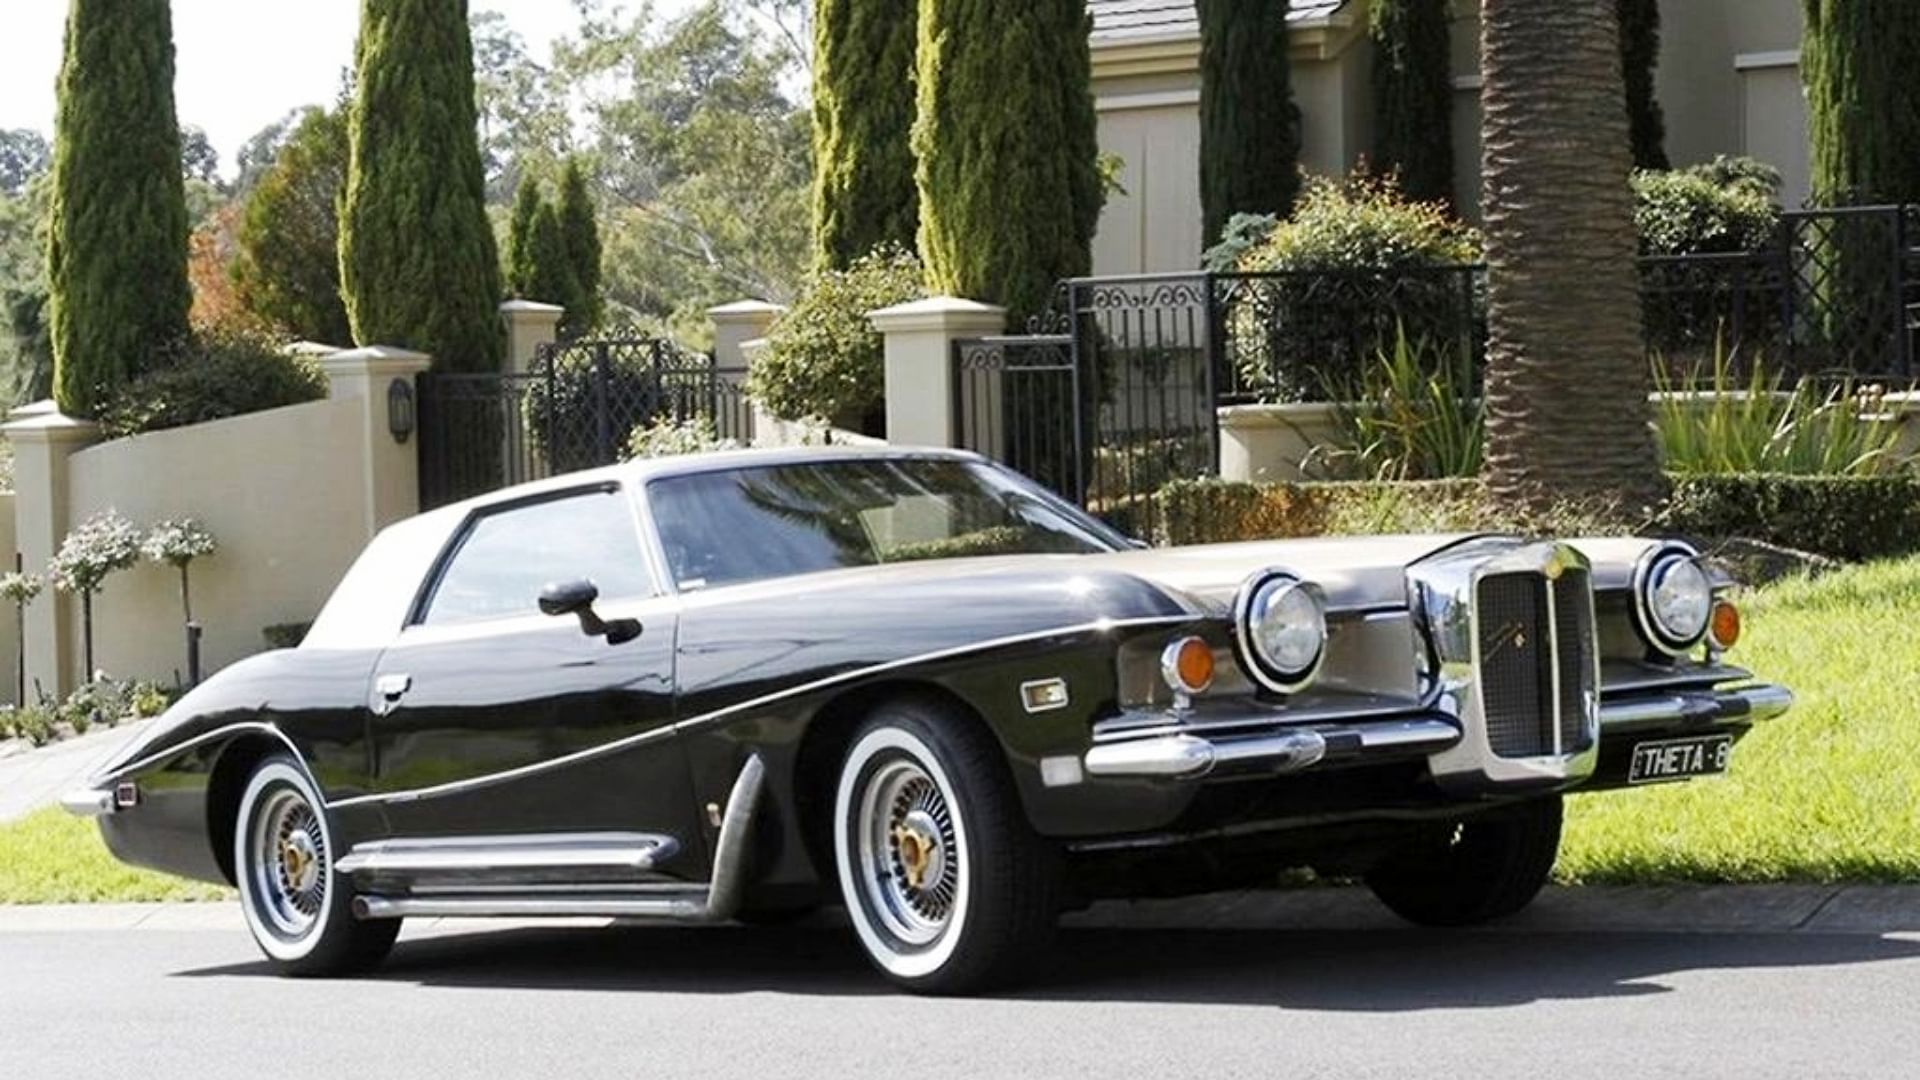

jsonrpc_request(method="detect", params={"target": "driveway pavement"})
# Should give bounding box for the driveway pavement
[0,720,148,823]
[2,888,1917,1079]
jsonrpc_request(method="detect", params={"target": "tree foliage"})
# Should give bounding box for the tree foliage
[505,162,604,338]
[557,158,604,334]
[231,107,351,345]
[811,0,919,269]
[915,0,1103,323]
[559,2,812,338]
[340,0,504,372]
[47,0,193,417]
[1197,0,1302,247]
[0,130,51,198]
[1617,0,1669,170]
[1802,0,1920,205]
[1370,0,1454,205]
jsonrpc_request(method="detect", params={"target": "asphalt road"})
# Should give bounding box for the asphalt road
[3,914,1917,1080]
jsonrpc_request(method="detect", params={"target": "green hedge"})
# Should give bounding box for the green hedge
[1150,474,1920,564]
[1661,474,1920,563]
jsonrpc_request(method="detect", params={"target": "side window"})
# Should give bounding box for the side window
[422,489,653,626]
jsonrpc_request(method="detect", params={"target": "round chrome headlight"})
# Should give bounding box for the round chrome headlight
[1235,572,1328,693]
[1635,545,1712,653]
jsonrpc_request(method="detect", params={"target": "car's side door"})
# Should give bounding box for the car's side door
[363,483,701,850]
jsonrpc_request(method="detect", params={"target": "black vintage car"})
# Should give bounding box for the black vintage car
[68,447,1791,993]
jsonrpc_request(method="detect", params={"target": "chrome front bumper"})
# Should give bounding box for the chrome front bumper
[1082,683,1793,781]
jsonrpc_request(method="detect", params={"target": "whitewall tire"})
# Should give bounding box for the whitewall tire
[234,756,398,976]
[832,699,1058,994]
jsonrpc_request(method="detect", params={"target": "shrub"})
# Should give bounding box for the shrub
[1661,474,1920,563]
[1632,158,1781,256]
[750,245,925,427]
[262,622,311,650]
[1238,172,1482,272]
[1653,354,1906,477]
[1223,173,1482,401]
[1151,477,1482,546]
[626,415,738,460]
[1151,473,1920,565]
[1317,328,1482,481]
[98,331,326,439]
[10,705,55,747]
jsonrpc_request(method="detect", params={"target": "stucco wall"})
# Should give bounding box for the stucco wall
[62,397,376,687]
[1448,0,1809,215]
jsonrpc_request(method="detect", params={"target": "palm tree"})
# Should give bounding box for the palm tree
[1479,0,1664,513]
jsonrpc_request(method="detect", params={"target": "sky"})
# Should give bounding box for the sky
[0,1,694,177]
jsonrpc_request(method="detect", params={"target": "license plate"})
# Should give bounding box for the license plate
[1628,734,1733,785]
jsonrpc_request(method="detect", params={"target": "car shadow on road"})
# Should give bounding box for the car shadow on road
[179,922,1920,1009]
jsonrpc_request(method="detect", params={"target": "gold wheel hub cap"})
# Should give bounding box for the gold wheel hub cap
[891,812,944,892]
[280,834,319,893]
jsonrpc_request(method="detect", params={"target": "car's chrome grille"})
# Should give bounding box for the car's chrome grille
[1553,569,1596,754]
[1474,568,1597,760]
[1477,572,1555,758]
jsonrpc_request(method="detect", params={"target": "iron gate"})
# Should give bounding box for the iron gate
[417,336,755,509]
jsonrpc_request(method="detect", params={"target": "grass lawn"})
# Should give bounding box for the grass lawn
[0,557,1913,904]
[0,808,229,904]
[1558,555,1920,884]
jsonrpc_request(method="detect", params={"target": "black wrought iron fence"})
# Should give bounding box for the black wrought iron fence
[418,335,754,509]
[952,335,1083,503]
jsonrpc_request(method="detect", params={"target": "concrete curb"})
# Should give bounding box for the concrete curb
[3,885,1917,937]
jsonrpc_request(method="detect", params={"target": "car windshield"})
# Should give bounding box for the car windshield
[647,458,1123,590]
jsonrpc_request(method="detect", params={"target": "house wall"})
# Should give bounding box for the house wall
[61,397,379,687]
[1448,0,1810,214]
[1091,0,1814,271]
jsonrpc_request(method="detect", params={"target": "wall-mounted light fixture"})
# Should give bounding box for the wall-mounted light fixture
[387,378,416,444]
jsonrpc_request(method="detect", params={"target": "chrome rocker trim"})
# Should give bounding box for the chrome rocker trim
[1599,683,1794,734]
[60,787,115,818]
[1084,715,1462,780]
[351,755,766,923]
[335,833,679,878]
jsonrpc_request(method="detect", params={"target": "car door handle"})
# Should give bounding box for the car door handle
[376,674,412,701]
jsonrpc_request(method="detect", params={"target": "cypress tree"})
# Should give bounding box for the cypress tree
[505,173,542,298]
[1197,0,1302,247]
[556,158,603,336]
[1617,0,1669,170]
[46,0,192,417]
[232,107,352,346]
[524,202,578,316]
[340,0,504,372]
[1803,0,1920,204]
[812,0,920,270]
[915,0,1102,323]
[1370,0,1454,205]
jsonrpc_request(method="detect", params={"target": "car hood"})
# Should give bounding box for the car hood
[1085,534,1487,612]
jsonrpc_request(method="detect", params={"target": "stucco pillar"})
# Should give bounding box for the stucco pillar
[499,300,565,375]
[318,347,434,539]
[2,406,102,697]
[868,297,1008,448]
[708,300,786,384]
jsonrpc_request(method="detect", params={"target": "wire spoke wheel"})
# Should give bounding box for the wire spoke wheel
[856,758,963,947]
[247,786,329,941]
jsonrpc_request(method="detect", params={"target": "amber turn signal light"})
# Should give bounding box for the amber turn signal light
[1709,600,1741,650]
[1161,635,1216,696]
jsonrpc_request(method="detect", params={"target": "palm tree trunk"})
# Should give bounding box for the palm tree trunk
[1480,0,1665,514]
